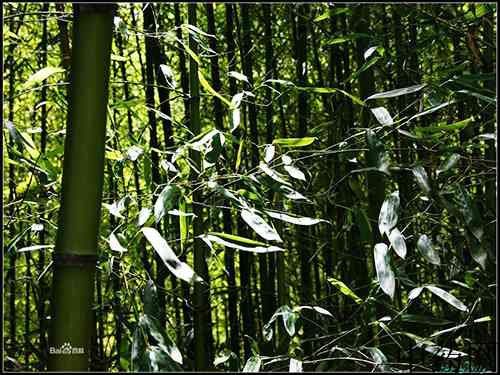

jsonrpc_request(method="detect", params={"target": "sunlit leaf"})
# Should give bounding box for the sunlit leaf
[370,107,393,125]
[366,84,426,100]
[417,234,441,265]
[327,277,363,304]
[284,164,306,181]
[266,210,326,226]
[289,358,303,372]
[378,191,399,237]
[374,243,395,299]
[241,209,282,242]
[229,71,249,84]
[202,234,284,253]
[243,356,261,372]
[412,165,431,194]
[109,232,127,253]
[388,227,406,259]
[437,153,461,175]
[198,71,232,107]
[425,285,468,312]
[17,245,54,253]
[264,144,275,163]
[259,162,289,185]
[23,67,65,89]
[154,185,179,223]
[272,137,317,147]
[126,145,143,161]
[142,227,203,283]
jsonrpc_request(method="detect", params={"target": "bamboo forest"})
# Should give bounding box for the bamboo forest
[2,2,497,373]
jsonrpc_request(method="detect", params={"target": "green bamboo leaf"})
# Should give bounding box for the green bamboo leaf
[154,185,179,223]
[144,279,161,321]
[272,137,317,147]
[198,70,232,107]
[388,227,406,259]
[378,191,400,237]
[327,277,363,304]
[425,285,468,312]
[243,356,261,372]
[241,209,283,242]
[207,232,268,247]
[374,243,395,299]
[22,66,65,89]
[265,210,327,226]
[202,234,284,254]
[408,287,424,300]
[417,234,441,265]
[298,86,366,106]
[142,227,203,283]
[366,84,426,100]
[400,314,454,326]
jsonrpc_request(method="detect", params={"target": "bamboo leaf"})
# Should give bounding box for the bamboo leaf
[437,153,461,175]
[241,209,283,242]
[22,67,65,89]
[266,210,326,226]
[272,137,317,147]
[417,234,441,265]
[366,84,426,100]
[374,243,395,299]
[154,185,179,223]
[425,285,468,312]
[17,244,54,253]
[327,277,363,304]
[142,227,203,283]
[412,165,431,194]
[378,191,400,237]
[228,71,249,84]
[259,162,289,185]
[137,208,151,227]
[388,228,407,259]
[243,356,261,372]
[207,232,269,247]
[264,144,275,163]
[408,287,424,300]
[198,70,232,107]
[109,233,127,253]
[289,358,303,372]
[202,234,284,254]
[370,107,394,125]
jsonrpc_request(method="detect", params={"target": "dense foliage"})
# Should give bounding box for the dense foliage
[3,3,497,372]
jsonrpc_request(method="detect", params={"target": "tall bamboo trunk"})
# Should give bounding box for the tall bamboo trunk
[223,4,240,357]
[48,4,115,371]
[143,3,169,329]
[188,4,213,370]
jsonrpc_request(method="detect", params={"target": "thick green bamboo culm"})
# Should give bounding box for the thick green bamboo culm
[48,4,115,371]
